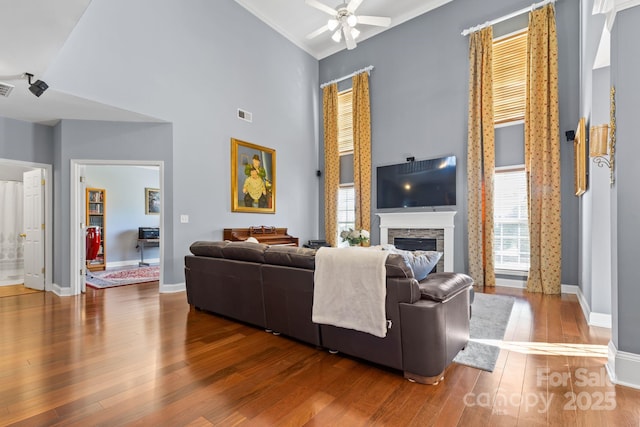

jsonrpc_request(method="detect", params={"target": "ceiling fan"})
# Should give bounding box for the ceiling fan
[305,0,391,50]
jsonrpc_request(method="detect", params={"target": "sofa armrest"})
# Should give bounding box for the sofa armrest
[417,272,473,303]
[387,277,422,304]
[400,286,470,382]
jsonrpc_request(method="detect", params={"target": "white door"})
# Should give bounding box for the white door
[23,169,45,290]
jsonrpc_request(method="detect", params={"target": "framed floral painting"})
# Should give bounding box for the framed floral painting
[231,138,276,213]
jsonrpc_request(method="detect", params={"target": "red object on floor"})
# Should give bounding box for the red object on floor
[86,226,101,260]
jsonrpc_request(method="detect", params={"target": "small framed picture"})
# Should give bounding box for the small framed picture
[145,188,160,215]
[231,138,276,213]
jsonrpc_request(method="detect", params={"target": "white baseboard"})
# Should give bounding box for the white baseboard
[607,341,640,390]
[495,276,527,288]
[160,282,185,293]
[564,285,612,328]
[53,283,73,296]
[106,259,159,268]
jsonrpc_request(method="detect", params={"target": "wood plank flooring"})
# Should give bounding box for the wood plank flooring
[1,283,639,426]
[0,284,41,298]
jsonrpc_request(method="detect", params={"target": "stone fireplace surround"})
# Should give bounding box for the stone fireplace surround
[377,212,456,272]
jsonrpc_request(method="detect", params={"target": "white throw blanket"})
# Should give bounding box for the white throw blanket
[312,246,389,338]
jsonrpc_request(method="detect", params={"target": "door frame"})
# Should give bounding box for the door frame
[0,158,53,291]
[70,159,164,296]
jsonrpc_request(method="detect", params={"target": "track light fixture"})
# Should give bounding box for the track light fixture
[25,73,48,97]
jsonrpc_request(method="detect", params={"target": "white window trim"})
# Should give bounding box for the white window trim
[495,119,525,129]
[494,164,529,272]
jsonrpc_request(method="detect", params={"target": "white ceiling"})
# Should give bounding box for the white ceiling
[235,0,453,59]
[0,0,451,126]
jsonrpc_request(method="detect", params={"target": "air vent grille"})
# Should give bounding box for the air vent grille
[0,82,14,97]
[237,108,252,123]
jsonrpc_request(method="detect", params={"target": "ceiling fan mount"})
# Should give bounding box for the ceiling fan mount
[305,0,391,50]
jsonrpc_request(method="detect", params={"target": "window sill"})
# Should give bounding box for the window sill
[495,268,528,277]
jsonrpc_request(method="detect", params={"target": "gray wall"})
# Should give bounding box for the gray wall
[85,165,161,265]
[0,117,54,165]
[44,0,320,285]
[611,5,640,354]
[319,0,579,282]
[53,120,173,287]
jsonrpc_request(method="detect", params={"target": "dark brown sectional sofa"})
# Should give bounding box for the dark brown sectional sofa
[184,241,473,384]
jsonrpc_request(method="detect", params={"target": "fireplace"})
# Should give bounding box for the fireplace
[394,237,437,251]
[377,211,456,272]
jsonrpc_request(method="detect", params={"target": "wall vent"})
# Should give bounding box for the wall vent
[0,82,15,97]
[237,108,252,123]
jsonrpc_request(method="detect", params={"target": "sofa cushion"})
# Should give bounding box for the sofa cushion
[189,241,228,258]
[221,241,268,263]
[264,246,316,270]
[417,272,473,302]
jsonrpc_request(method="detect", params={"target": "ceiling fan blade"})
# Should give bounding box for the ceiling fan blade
[346,0,364,13]
[306,24,330,39]
[343,26,357,50]
[305,0,337,16]
[357,15,391,27]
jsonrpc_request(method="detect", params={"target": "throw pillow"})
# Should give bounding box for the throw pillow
[384,246,442,281]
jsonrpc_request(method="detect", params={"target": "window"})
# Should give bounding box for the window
[337,185,355,246]
[337,89,355,245]
[493,30,527,124]
[493,167,529,271]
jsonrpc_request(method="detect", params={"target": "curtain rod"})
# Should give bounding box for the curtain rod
[320,65,374,89]
[461,0,556,36]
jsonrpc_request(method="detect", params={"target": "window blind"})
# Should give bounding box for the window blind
[493,30,528,124]
[337,89,353,154]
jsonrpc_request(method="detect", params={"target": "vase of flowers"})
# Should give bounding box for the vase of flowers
[340,228,370,246]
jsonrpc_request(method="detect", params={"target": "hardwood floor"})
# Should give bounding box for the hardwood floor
[0,284,41,298]
[1,283,639,426]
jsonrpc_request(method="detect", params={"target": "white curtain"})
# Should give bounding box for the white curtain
[0,181,24,283]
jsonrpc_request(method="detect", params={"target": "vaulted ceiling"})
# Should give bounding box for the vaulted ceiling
[0,0,451,125]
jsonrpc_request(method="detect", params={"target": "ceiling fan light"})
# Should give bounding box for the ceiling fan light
[347,14,358,27]
[327,19,339,31]
[331,29,342,42]
[350,27,360,39]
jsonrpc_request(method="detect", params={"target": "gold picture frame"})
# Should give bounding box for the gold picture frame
[231,138,276,213]
[145,187,160,215]
[574,117,587,196]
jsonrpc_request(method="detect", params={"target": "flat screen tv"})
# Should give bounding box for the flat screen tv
[376,155,456,209]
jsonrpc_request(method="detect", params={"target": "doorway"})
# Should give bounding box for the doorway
[0,158,52,291]
[70,160,164,295]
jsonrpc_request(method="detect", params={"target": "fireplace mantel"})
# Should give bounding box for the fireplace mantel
[377,211,456,272]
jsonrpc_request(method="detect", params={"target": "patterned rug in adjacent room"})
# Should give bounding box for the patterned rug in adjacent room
[86,266,159,289]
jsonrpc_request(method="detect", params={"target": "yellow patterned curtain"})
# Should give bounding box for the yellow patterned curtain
[352,72,371,233]
[323,83,339,247]
[467,27,496,288]
[525,4,561,294]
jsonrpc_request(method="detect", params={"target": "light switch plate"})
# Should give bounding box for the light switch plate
[180,214,189,223]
